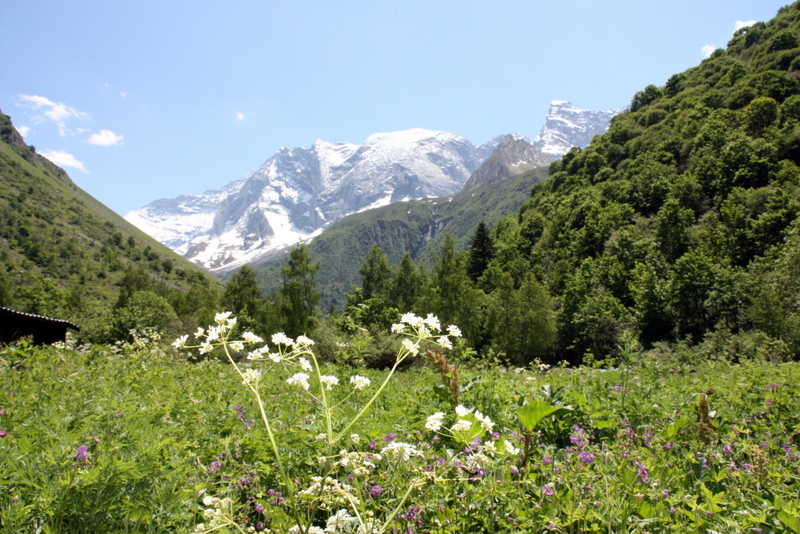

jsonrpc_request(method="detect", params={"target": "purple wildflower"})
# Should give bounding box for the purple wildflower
[370,485,383,498]
[208,460,222,473]
[542,483,554,496]
[578,451,595,465]
[723,444,733,457]
[254,502,264,514]
[634,460,649,483]
[75,445,90,460]
[542,456,553,465]
[384,433,397,444]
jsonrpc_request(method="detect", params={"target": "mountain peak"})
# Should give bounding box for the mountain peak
[534,101,624,158]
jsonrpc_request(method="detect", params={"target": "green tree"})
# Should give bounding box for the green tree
[486,272,555,365]
[359,245,392,301]
[423,235,486,348]
[466,222,495,282]
[744,97,779,137]
[109,290,179,342]
[279,244,320,337]
[390,252,422,313]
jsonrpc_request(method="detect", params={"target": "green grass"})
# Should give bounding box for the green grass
[1,327,799,533]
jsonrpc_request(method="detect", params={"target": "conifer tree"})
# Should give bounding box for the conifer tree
[466,221,495,282]
[279,244,320,337]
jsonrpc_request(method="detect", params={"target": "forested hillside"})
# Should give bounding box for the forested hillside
[252,166,548,310]
[0,110,221,342]
[479,3,800,361]
[303,2,800,366]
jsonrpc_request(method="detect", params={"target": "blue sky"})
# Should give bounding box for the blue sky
[1,0,788,215]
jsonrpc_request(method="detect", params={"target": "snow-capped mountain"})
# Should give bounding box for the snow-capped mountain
[126,129,499,273]
[534,100,624,158]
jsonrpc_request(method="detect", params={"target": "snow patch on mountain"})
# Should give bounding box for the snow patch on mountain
[126,129,499,273]
[534,100,624,158]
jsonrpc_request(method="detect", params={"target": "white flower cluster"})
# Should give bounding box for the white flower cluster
[193,496,235,533]
[381,441,420,462]
[349,375,371,390]
[289,509,366,534]
[390,312,462,355]
[337,449,380,477]
[299,476,358,509]
[425,412,447,432]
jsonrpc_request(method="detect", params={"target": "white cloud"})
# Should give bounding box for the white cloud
[40,150,88,173]
[735,20,757,31]
[701,44,717,58]
[16,125,30,138]
[236,112,245,121]
[88,129,124,146]
[17,94,90,136]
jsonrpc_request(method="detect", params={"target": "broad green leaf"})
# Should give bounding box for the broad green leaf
[516,400,568,432]
[778,510,800,534]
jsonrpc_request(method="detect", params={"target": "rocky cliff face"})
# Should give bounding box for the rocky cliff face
[126,129,499,273]
[461,134,550,192]
[533,100,624,158]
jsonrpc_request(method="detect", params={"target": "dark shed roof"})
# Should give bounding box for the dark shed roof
[0,306,80,345]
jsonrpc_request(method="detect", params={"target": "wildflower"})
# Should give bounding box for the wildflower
[542,483,555,496]
[437,336,453,349]
[294,335,315,346]
[271,333,293,346]
[287,373,310,391]
[723,444,733,457]
[297,357,312,372]
[570,425,588,448]
[172,335,189,349]
[391,322,405,334]
[401,338,419,355]
[447,324,462,338]
[578,451,595,465]
[208,461,221,473]
[195,327,205,337]
[475,410,495,432]
[384,432,397,443]
[542,456,553,465]
[369,485,382,498]
[319,375,339,390]
[229,341,244,352]
[0,430,7,438]
[400,312,424,329]
[215,311,233,323]
[382,441,420,461]
[423,313,441,332]
[425,412,446,432]
[241,368,261,386]
[326,509,357,532]
[634,460,649,483]
[350,433,360,445]
[75,445,90,460]
[349,375,370,390]
[242,331,263,344]
[451,419,473,434]
[455,404,470,418]
[199,342,213,355]
[504,440,521,456]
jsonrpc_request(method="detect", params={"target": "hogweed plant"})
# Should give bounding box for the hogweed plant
[175,311,512,534]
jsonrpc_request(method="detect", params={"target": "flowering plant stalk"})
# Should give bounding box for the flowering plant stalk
[175,311,463,534]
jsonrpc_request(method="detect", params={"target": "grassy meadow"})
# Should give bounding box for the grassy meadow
[1,315,799,534]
